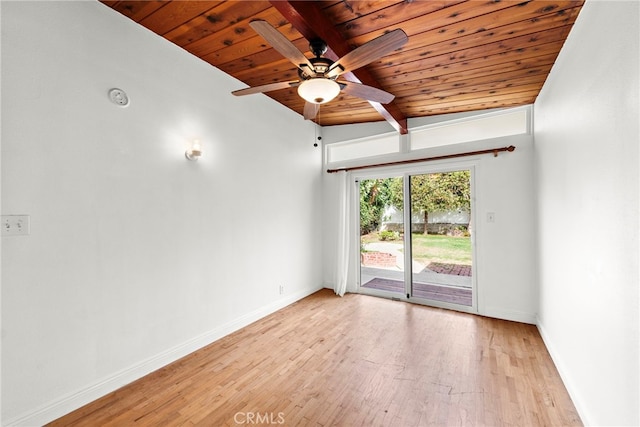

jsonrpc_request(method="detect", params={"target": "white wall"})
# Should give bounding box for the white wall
[534,1,639,425]
[1,1,323,424]
[0,1,3,420]
[323,117,538,324]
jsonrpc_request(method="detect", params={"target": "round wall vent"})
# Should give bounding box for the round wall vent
[108,88,130,107]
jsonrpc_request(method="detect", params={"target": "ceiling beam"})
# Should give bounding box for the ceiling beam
[270,0,408,134]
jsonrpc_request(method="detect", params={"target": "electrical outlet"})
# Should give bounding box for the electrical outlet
[2,215,30,236]
[279,285,285,295]
[486,212,495,223]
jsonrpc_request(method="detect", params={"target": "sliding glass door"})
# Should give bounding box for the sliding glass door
[409,171,473,307]
[359,176,405,295]
[358,168,475,310]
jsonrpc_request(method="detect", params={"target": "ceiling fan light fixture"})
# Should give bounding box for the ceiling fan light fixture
[297,78,340,104]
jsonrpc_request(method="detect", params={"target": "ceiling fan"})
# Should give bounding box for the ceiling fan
[232,20,408,120]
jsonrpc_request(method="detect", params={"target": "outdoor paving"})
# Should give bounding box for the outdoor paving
[361,241,472,288]
[427,262,471,277]
[361,266,472,288]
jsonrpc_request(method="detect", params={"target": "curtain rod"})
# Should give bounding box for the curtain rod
[326,145,516,173]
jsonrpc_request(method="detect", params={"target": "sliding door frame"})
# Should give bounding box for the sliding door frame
[355,159,479,314]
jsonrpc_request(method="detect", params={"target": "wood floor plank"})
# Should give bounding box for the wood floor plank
[48,289,581,426]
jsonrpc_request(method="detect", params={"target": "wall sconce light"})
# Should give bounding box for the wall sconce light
[185,139,202,161]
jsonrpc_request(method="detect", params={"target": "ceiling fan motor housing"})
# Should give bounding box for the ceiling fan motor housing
[295,38,336,80]
[299,56,335,79]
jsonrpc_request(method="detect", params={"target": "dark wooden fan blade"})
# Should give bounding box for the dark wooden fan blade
[232,80,300,96]
[327,29,408,78]
[339,81,395,104]
[303,102,320,120]
[250,20,314,71]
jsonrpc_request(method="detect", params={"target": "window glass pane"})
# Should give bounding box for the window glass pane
[411,109,528,150]
[326,133,398,163]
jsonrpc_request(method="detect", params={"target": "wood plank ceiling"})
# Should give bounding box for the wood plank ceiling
[101,0,584,133]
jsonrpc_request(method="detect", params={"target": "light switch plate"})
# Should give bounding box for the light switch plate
[2,215,30,236]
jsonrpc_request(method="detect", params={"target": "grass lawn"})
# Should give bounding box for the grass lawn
[362,232,472,265]
[411,233,471,265]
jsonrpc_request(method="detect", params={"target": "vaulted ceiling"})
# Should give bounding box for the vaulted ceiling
[101,0,584,133]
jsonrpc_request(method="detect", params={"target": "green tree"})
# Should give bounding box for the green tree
[391,171,470,234]
[359,178,398,235]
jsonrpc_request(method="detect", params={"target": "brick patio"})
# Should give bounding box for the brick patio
[427,262,472,277]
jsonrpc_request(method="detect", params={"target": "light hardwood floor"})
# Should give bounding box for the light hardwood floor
[49,289,581,426]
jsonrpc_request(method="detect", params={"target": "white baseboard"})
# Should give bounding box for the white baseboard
[536,318,590,426]
[480,306,537,324]
[5,285,323,427]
